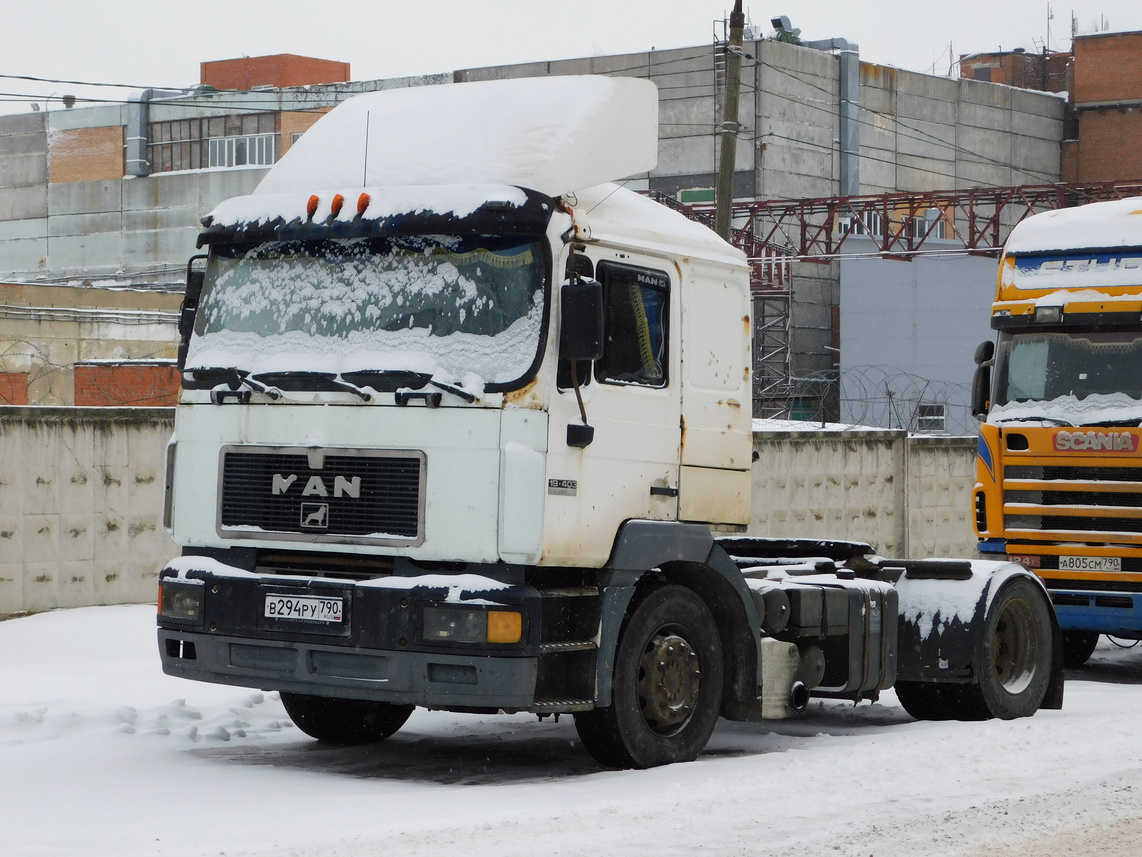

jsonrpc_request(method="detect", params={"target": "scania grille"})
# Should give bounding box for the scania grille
[1003,463,1142,544]
[219,447,425,546]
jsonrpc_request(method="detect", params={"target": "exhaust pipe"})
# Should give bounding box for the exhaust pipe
[790,680,810,712]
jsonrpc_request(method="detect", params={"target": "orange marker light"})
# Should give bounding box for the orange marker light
[357,192,371,215]
[487,610,523,644]
[330,194,345,216]
[306,195,319,218]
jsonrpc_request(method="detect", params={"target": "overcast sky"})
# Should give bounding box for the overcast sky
[2,1,1140,115]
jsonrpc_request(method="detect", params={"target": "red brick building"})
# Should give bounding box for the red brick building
[959,48,1071,93]
[201,54,350,91]
[961,31,1142,184]
[73,362,181,407]
[1069,31,1142,182]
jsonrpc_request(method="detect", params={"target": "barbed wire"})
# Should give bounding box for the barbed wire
[757,364,975,435]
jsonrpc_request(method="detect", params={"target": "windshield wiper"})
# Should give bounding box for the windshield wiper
[995,414,1075,426]
[251,371,372,402]
[189,367,282,401]
[424,377,478,403]
[341,370,478,403]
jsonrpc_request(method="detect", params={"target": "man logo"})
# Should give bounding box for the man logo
[300,503,329,529]
[272,474,361,498]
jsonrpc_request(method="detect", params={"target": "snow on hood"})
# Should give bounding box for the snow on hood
[254,76,659,199]
[1005,196,1142,255]
[988,392,1142,426]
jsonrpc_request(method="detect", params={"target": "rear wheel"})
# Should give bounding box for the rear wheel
[970,578,1053,719]
[1060,630,1100,669]
[280,692,414,745]
[894,681,960,721]
[897,578,1053,722]
[574,585,724,769]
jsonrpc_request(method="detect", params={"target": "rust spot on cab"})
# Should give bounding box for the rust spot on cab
[680,414,687,450]
[504,377,542,408]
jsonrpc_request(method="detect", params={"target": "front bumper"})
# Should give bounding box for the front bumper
[158,627,539,708]
[157,560,552,710]
[1049,588,1142,637]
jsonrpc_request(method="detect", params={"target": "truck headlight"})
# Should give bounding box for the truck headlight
[421,607,523,644]
[159,580,205,624]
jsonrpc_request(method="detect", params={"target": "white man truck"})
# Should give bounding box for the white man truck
[158,75,1062,768]
[973,196,1142,669]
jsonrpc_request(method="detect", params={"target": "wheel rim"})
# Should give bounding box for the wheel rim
[991,596,1040,694]
[636,628,701,736]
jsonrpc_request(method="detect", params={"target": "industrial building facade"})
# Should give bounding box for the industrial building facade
[3,29,1120,416]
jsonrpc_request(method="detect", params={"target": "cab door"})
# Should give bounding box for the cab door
[542,255,682,567]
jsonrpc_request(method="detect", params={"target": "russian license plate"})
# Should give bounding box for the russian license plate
[264,594,344,623]
[1058,555,1121,572]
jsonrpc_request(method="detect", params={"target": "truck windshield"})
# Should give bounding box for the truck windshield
[187,234,547,389]
[995,331,1142,405]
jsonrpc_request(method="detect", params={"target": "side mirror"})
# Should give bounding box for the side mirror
[559,278,604,361]
[974,339,994,366]
[971,340,994,420]
[177,255,208,371]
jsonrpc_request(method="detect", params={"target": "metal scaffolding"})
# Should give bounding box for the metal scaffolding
[656,180,1142,418]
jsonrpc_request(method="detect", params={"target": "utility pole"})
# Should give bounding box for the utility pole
[715,0,745,241]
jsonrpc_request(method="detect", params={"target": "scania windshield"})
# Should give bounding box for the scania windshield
[991,330,1142,424]
[185,233,548,392]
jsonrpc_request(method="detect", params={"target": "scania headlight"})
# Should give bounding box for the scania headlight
[421,607,523,644]
[158,579,205,624]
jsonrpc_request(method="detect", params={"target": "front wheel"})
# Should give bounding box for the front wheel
[280,692,414,745]
[574,585,724,769]
[1061,630,1100,669]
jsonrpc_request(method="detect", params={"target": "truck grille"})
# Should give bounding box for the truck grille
[1003,463,1142,545]
[220,447,425,545]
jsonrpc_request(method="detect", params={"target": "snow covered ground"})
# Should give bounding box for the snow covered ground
[4,605,1142,857]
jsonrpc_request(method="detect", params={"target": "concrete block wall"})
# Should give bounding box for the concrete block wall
[749,429,977,559]
[0,408,175,616]
[0,418,979,616]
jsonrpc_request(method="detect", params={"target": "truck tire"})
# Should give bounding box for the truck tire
[280,692,414,745]
[897,579,1053,721]
[574,585,724,769]
[968,577,1053,720]
[893,681,961,721]
[1061,630,1100,668]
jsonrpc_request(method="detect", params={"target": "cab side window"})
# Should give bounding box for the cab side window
[595,261,669,388]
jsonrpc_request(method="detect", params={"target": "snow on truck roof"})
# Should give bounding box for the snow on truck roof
[204,75,745,268]
[1005,196,1142,254]
[254,75,658,198]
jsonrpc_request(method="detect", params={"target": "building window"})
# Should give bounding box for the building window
[148,113,278,173]
[791,397,818,421]
[208,133,278,168]
[916,402,946,433]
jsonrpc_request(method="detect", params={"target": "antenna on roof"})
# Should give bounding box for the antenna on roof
[363,111,370,187]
